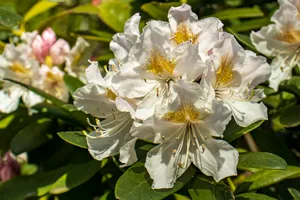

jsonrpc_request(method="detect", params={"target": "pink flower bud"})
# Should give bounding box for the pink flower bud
[50,39,70,65]
[42,28,57,48]
[32,35,48,63]
[0,152,20,182]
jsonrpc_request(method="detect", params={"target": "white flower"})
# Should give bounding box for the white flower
[65,37,90,83]
[201,33,270,127]
[73,61,138,167]
[110,13,141,63]
[112,21,205,120]
[35,65,69,102]
[0,44,43,113]
[135,81,238,189]
[168,4,223,58]
[251,0,300,90]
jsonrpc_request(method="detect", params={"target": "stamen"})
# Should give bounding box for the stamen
[172,23,199,45]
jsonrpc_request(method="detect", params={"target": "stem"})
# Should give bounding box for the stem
[244,133,259,152]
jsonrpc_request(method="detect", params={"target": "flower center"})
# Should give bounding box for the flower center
[146,51,176,75]
[172,23,199,45]
[45,71,64,97]
[106,89,117,101]
[162,103,202,123]
[10,62,31,76]
[277,26,300,44]
[215,56,235,87]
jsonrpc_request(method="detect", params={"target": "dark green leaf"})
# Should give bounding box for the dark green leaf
[235,166,300,194]
[0,8,22,27]
[10,118,53,154]
[238,152,287,170]
[4,78,65,107]
[223,120,263,142]
[141,2,181,20]
[288,188,300,200]
[230,18,270,32]
[235,193,277,200]
[0,160,100,199]
[115,161,196,200]
[210,7,264,20]
[188,176,234,200]
[58,131,88,149]
[97,1,132,32]
[226,27,256,51]
[279,105,300,128]
[63,75,84,95]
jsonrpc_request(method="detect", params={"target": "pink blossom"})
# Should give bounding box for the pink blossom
[31,28,70,65]
[0,152,20,182]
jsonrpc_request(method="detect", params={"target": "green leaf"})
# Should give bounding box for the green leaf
[0,8,22,27]
[235,193,277,200]
[235,166,300,194]
[0,160,100,199]
[188,176,234,200]
[21,1,59,25]
[97,0,132,32]
[115,161,196,200]
[63,75,84,95]
[4,78,65,107]
[288,188,300,200]
[223,120,264,142]
[10,118,53,154]
[210,6,264,20]
[279,105,300,128]
[141,2,181,20]
[58,131,88,149]
[70,30,113,42]
[226,27,256,51]
[238,152,287,170]
[230,18,270,32]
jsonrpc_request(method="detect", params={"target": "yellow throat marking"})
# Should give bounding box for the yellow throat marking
[172,23,199,45]
[146,51,176,75]
[106,89,117,101]
[277,26,300,44]
[10,62,31,76]
[215,56,235,87]
[163,103,202,123]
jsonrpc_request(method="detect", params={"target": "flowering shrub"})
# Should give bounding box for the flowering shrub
[0,0,300,199]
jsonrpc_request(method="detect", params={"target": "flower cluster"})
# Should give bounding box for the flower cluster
[0,28,89,113]
[251,0,300,91]
[74,4,271,189]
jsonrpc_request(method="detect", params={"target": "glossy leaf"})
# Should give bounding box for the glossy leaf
[4,78,65,107]
[279,105,300,128]
[235,166,300,194]
[10,118,53,154]
[210,7,264,20]
[230,18,270,32]
[235,193,277,200]
[0,8,22,27]
[141,2,181,20]
[22,1,59,24]
[0,161,100,199]
[288,188,300,200]
[115,161,196,200]
[223,120,263,142]
[63,75,84,95]
[188,176,234,200]
[70,31,112,42]
[58,131,88,149]
[238,152,287,170]
[98,1,132,32]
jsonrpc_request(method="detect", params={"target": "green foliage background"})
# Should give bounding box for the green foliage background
[0,0,300,199]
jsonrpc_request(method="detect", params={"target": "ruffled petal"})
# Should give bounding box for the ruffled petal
[0,86,23,113]
[119,137,138,167]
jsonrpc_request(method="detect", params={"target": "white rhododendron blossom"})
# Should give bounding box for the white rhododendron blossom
[73,61,138,167]
[0,44,43,113]
[70,3,271,189]
[251,0,300,90]
[201,33,270,127]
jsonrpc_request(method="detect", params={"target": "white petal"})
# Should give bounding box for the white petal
[119,137,138,167]
[73,84,117,117]
[145,130,191,189]
[271,0,299,25]
[168,4,198,33]
[130,120,161,143]
[0,87,23,113]
[50,39,70,65]
[110,13,141,62]
[22,91,44,108]
[115,97,136,118]
[225,100,268,127]
[85,61,107,86]
[191,138,238,182]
